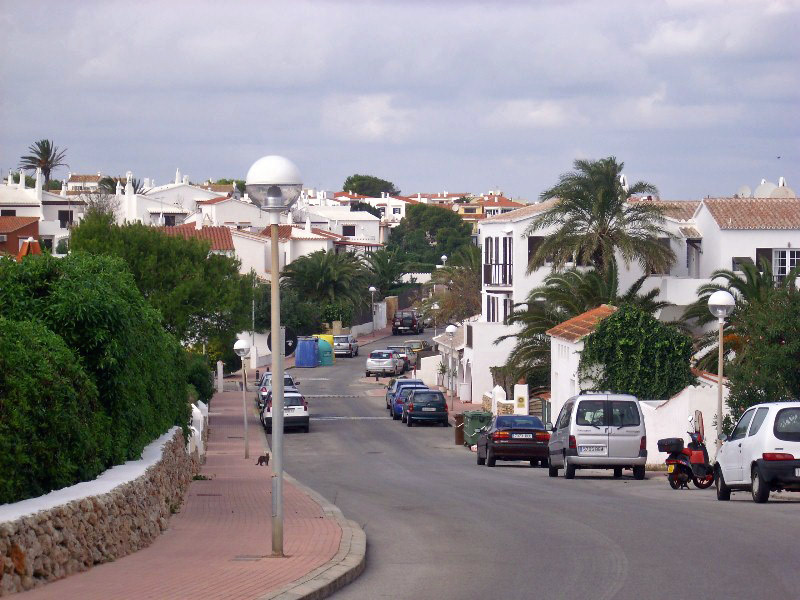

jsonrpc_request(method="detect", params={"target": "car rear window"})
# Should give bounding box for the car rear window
[576,400,606,426]
[388,347,406,353]
[410,391,441,402]
[610,401,640,427]
[334,336,349,342]
[284,396,304,407]
[496,416,544,429]
[370,351,392,359]
[774,408,800,442]
[400,387,427,397]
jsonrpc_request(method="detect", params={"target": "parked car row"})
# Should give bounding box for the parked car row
[365,340,430,377]
[384,376,449,427]
[256,371,310,433]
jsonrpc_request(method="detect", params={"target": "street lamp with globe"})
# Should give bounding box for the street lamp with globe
[233,338,251,460]
[369,286,377,334]
[441,254,448,267]
[445,324,457,404]
[708,290,735,449]
[432,302,440,337]
[245,155,302,557]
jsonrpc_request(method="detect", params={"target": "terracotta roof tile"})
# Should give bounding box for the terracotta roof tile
[628,198,700,221]
[481,199,559,223]
[67,174,102,183]
[679,226,702,239]
[0,216,39,233]
[196,196,230,205]
[160,224,234,251]
[546,304,618,343]
[201,183,234,193]
[703,197,800,230]
[16,238,42,262]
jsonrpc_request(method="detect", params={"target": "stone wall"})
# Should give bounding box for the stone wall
[0,429,197,596]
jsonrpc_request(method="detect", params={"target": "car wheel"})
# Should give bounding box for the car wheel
[633,465,646,480]
[613,467,623,478]
[477,447,486,465]
[401,413,406,423]
[486,447,496,467]
[564,456,576,479]
[715,466,731,501]
[751,465,770,503]
[366,371,370,377]
[548,460,559,478]
[406,415,413,427]
[303,424,310,433]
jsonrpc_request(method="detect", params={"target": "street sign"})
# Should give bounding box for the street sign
[268,326,298,357]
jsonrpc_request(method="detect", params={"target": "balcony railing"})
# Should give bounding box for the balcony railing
[483,263,512,286]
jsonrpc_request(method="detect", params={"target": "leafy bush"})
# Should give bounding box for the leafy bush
[0,253,189,467]
[579,305,694,399]
[0,318,111,503]
[186,352,214,404]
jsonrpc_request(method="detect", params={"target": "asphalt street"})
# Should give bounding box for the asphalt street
[269,334,800,600]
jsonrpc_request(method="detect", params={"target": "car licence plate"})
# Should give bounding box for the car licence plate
[513,433,533,439]
[422,407,436,412]
[796,468,800,477]
[579,445,606,454]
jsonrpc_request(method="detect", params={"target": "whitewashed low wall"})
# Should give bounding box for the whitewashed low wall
[350,301,387,338]
[401,272,431,284]
[419,355,442,389]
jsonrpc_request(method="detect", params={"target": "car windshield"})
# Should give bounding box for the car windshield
[410,391,442,402]
[388,347,406,353]
[370,351,392,359]
[774,407,800,441]
[407,342,423,350]
[334,336,349,343]
[610,401,640,427]
[495,416,544,429]
[284,395,304,407]
[261,374,293,388]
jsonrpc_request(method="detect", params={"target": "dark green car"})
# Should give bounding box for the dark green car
[404,390,449,427]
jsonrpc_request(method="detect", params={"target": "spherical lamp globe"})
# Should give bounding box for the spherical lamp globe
[245,156,303,212]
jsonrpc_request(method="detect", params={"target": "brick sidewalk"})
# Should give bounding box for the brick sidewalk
[20,391,342,600]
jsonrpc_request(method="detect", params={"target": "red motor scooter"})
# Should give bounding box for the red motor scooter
[657,411,714,490]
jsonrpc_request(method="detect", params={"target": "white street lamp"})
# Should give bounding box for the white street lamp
[708,290,735,449]
[445,324,457,407]
[368,286,377,335]
[432,302,440,337]
[246,155,302,558]
[233,338,251,460]
[441,254,448,266]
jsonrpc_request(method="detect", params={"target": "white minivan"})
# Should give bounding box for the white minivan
[548,393,647,479]
[715,402,800,503]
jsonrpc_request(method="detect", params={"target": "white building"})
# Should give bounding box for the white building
[303,205,383,246]
[141,168,227,215]
[65,172,102,192]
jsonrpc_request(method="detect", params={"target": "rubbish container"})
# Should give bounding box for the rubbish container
[462,410,492,446]
[295,337,319,368]
[318,338,334,366]
[313,334,336,363]
[454,413,465,446]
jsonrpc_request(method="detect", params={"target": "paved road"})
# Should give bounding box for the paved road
[271,335,800,600]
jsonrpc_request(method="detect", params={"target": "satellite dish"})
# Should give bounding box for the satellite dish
[736,185,752,198]
[754,180,777,198]
[452,204,459,212]
[770,186,796,198]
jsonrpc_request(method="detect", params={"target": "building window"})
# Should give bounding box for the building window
[342,225,356,237]
[483,235,513,286]
[774,249,800,282]
[1,209,16,216]
[39,237,53,251]
[466,325,473,348]
[58,210,74,229]
[392,207,401,215]
[463,207,476,214]
[163,215,176,226]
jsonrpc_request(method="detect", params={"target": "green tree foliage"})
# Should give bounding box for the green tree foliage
[70,211,252,347]
[282,249,369,307]
[0,317,110,503]
[497,263,672,388]
[19,139,68,184]
[528,156,674,273]
[216,178,246,194]
[253,283,325,336]
[98,176,144,194]
[364,248,407,297]
[726,280,800,420]
[350,200,382,218]
[0,253,189,474]
[342,174,399,197]
[579,305,694,399]
[426,245,481,325]
[11,173,37,187]
[387,203,473,270]
[185,352,214,404]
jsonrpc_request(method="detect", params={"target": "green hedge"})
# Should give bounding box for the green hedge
[0,318,111,503]
[0,253,190,501]
[186,352,214,404]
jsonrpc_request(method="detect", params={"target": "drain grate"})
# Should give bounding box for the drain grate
[196,493,222,497]
[227,436,244,439]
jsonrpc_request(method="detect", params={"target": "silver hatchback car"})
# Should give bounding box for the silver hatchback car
[548,393,647,480]
[365,350,403,377]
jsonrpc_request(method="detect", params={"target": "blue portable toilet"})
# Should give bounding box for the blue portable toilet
[295,337,319,368]
[318,338,334,366]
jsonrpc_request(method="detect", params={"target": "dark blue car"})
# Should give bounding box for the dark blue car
[391,385,428,420]
[403,389,449,427]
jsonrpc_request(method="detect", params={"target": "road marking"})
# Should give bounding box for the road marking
[311,416,392,421]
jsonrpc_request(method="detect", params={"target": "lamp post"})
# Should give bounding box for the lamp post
[707,290,735,450]
[441,254,447,267]
[432,302,440,337]
[369,286,377,335]
[246,155,302,558]
[233,339,251,459]
[446,324,456,407]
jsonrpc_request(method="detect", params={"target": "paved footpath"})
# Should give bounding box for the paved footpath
[20,389,364,600]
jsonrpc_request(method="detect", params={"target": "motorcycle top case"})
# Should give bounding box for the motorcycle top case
[657,437,684,453]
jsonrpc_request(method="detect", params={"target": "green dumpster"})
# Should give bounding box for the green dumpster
[318,339,334,366]
[462,410,492,446]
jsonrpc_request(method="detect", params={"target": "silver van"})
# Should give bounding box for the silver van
[548,393,647,479]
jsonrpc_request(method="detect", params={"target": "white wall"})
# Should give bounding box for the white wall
[549,337,584,422]
[419,354,443,389]
[463,320,518,402]
[350,301,388,337]
[231,232,269,278]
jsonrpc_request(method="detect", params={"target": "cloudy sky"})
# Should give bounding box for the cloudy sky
[1,0,797,200]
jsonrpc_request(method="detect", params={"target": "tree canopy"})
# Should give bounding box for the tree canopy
[364,248,407,298]
[343,174,399,197]
[387,203,473,270]
[350,200,382,218]
[527,156,674,274]
[425,245,481,325]
[19,139,68,184]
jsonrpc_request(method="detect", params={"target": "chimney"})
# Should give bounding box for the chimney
[126,170,132,183]
[18,170,25,190]
[287,211,294,225]
[305,216,312,232]
[7,172,12,186]
[60,180,66,197]
[116,180,123,196]
[779,176,787,187]
[183,175,189,184]
[195,216,202,230]
[175,168,181,185]
[35,168,42,201]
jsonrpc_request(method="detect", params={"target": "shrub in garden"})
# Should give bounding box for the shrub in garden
[0,318,111,503]
[186,352,214,404]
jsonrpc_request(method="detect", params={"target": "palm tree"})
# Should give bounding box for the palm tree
[497,262,672,385]
[683,259,799,371]
[526,156,675,274]
[98,176,144,195]
[281,249,369,308]
[364,248,407,297]
[19,139,68,185]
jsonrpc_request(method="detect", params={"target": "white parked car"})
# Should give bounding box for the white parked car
[365,350,403,377]
[715,402,800,503]
[261,390,309,433]
[548,393,647,480]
